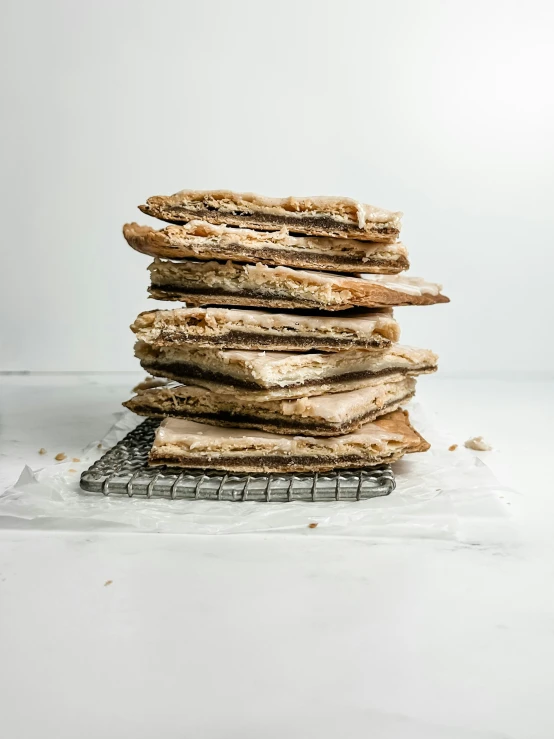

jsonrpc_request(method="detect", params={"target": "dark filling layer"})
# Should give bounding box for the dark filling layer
[200,245,407,271]
[151,283,322,302]
[144,204,399,238]
[129,392,412,434]
[149,451,396,471]
[149,285,447,309]
[149,284,337,309]
[141,359,433,391]
[165,244,407,273]
[151,329,388,350]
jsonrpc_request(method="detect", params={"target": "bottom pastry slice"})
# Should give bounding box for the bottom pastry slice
[148,409,429,473]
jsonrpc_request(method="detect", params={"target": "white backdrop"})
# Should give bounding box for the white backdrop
[2,0,553,373]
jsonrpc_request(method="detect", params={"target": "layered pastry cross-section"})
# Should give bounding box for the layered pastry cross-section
[148,409,430,473]
[131,306,401,352]
[139,190,402,242]
[135,342,438,400]
[123,221,409,274]
[148,259,449,310]
[124,377,416,436]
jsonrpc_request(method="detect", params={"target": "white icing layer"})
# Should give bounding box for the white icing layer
[357,274,442,296]
[154,416,401,453]
[277,378,414,421]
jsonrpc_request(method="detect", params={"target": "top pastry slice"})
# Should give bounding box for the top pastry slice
[123,221,409,274]
[138,189,402,242]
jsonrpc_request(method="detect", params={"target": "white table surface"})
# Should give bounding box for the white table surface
[1,373,553,739]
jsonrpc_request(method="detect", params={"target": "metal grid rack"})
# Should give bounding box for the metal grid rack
[80,419,396,502]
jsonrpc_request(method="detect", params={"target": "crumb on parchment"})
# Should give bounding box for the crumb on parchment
[104,580,113,587]
[308,522,318,529]
[72,457,80,463]
[54,452,67,461]
[38,448,47,455]
[448,444,458,451]
[464,436,493,451]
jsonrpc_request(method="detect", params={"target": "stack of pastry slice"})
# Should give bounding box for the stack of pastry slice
[123,190,448,473]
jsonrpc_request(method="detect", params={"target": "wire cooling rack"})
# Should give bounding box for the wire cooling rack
[80,419,395,502]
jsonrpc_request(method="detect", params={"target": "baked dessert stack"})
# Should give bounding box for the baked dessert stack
[123,190,448,473]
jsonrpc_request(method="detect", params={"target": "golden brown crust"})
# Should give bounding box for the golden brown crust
[124,223,174,256]
[373,409,430,454]
[348,285,449,307]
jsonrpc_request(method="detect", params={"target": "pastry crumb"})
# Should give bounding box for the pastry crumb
[308,522,318,529]
[448,444,458,452]
[72,457,80,463]
[54,452,67,461]
[133,377,168,393]
[68,468,77,473]
[104,580,113,587]
[97,443,102,449]
[464,436,492,451]
[38,448,47,455]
